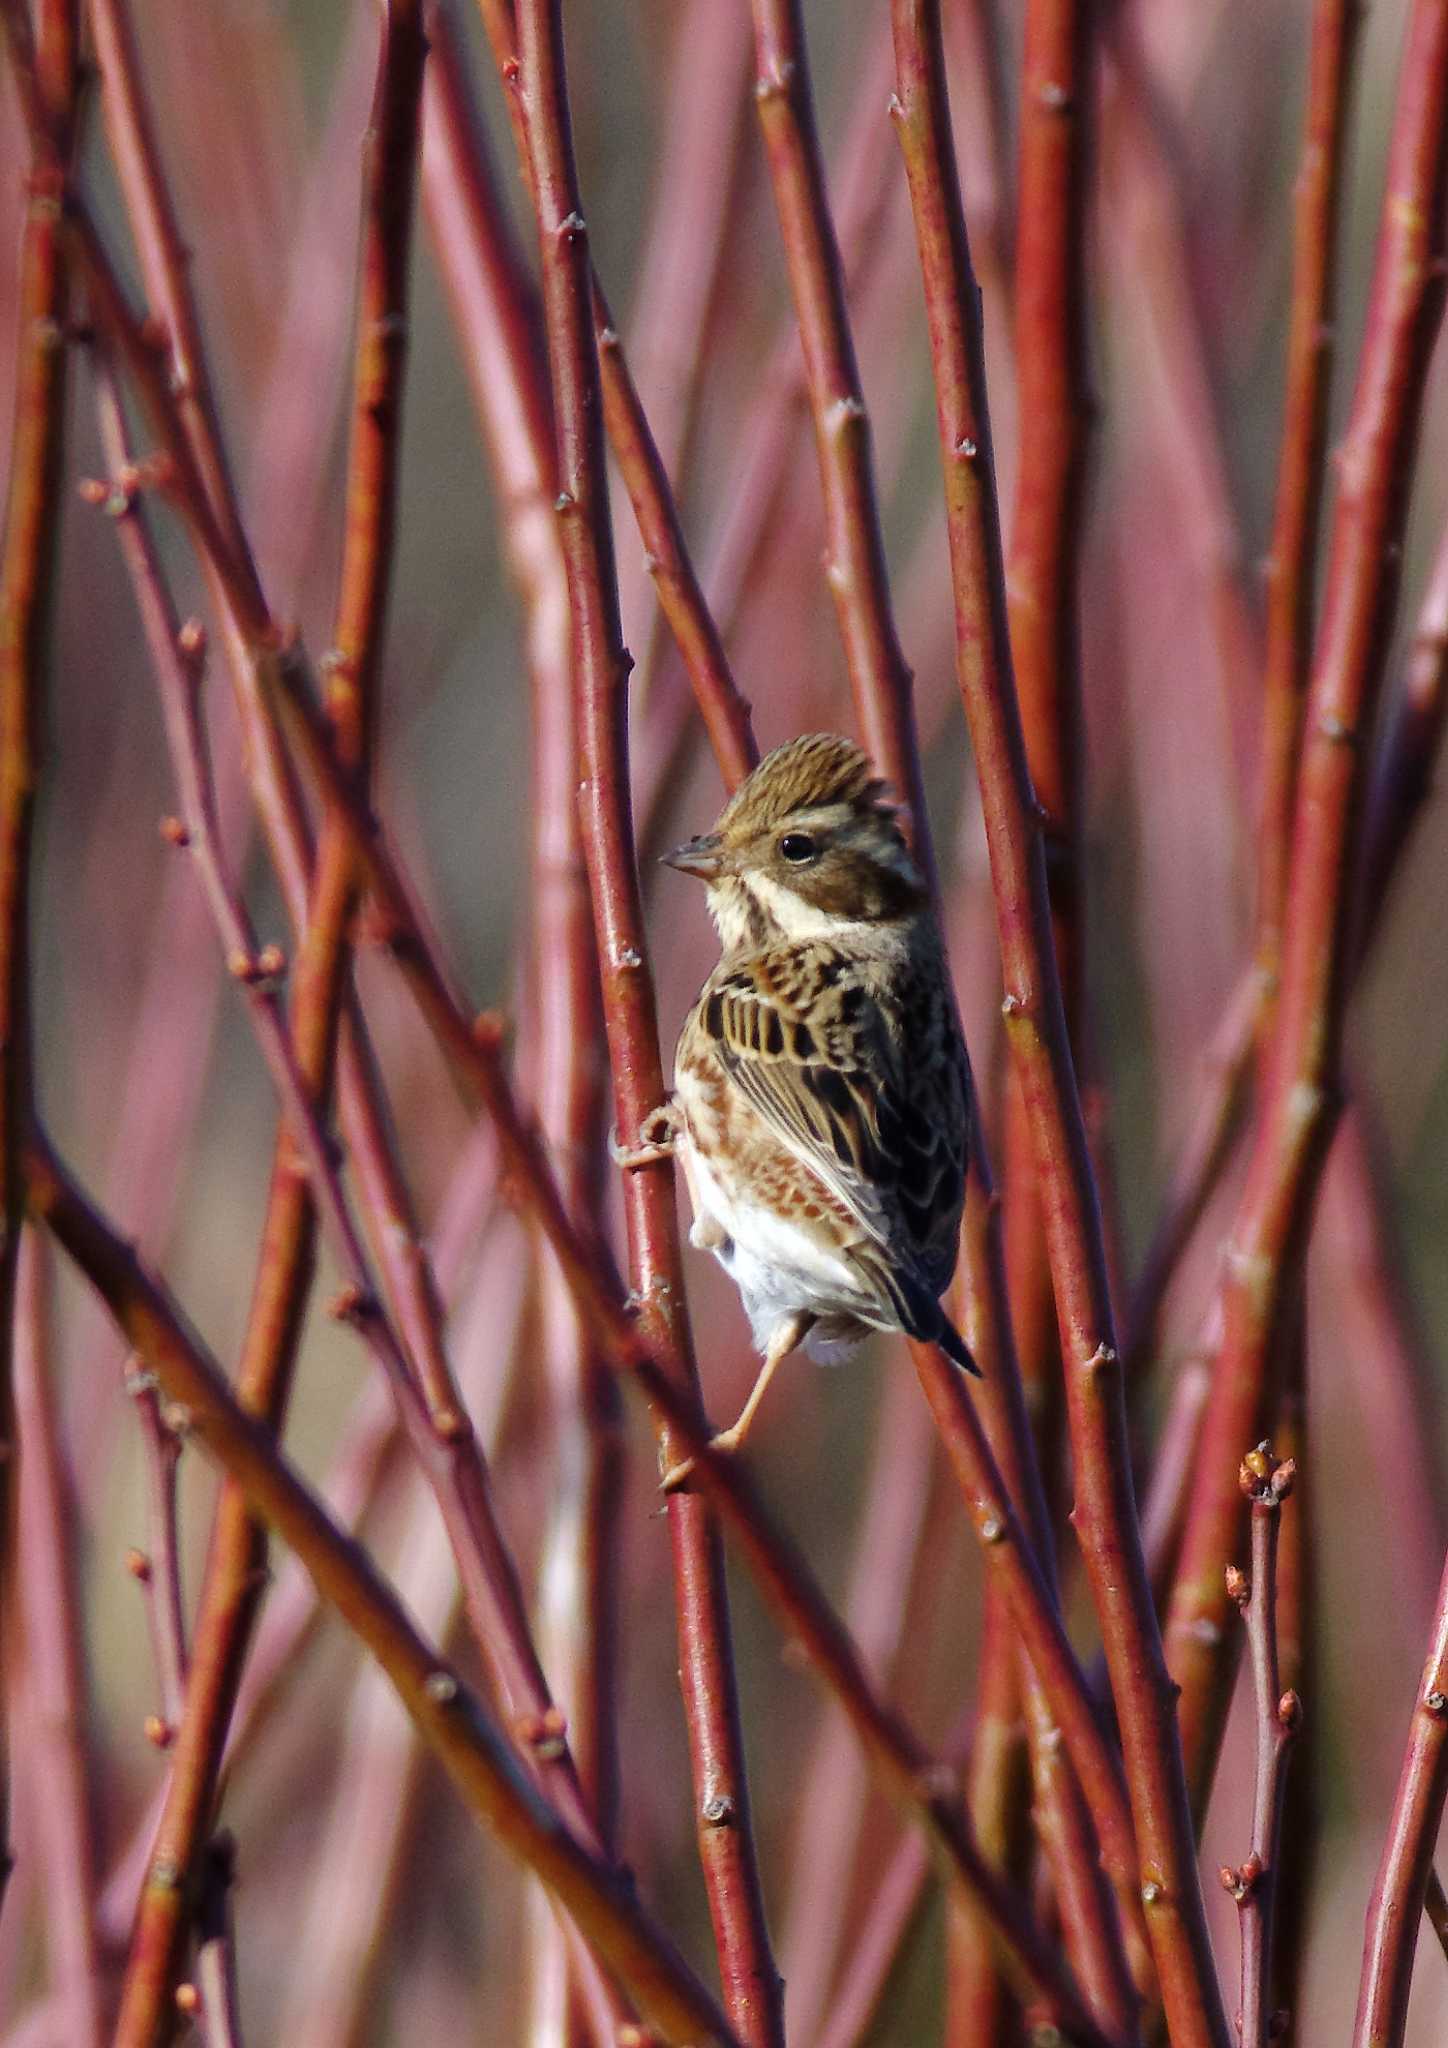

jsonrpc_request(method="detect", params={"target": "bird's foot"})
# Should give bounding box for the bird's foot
[659,1423,743,1496]
[611,1103,680,1171]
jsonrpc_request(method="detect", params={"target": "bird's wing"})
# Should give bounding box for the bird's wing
[697,952,965,1311]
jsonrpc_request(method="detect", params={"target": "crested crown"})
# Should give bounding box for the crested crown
[716,733,889,837]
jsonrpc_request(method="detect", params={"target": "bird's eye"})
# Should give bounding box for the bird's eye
[778,833,818,864]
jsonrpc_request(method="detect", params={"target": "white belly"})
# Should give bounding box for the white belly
[677,1130,868,1362]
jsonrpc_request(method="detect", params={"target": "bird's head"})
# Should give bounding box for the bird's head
[663,733,926,950]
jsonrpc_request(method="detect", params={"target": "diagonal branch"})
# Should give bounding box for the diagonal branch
[23,1133,740,2048]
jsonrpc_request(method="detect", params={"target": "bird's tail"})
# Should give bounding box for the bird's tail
[883,1264,982,1377]
[932,1307,981,1377]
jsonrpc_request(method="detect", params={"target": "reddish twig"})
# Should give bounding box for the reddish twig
[1221,1445,1301,2048]
[777,1374,937,2040]
[615,0,752,684]
[889,6,1228,2043]
[422,17,627,2022]
[463,0,757,792]
[1164,0,1448,1820]
[1253,0,1363,1032]
[742,0,925,831]
[123,1354,189,1733]
[1353,1545,1448,2048]
[507,0,782,2033]
[987,3,1148,2034]
[13,1231,103,2047]
[0,0,79,1911]
[954,1590,1032,2048]
[86,0,255,582]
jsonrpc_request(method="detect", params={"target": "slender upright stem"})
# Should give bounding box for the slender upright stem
[1254,0,1364,1025]
[889,6,1228,2041]
[742,0,926,833]
[1164,0,1448,1818]
[1222,1447,1301,2048]
[13,1232,103,2048]
[421,18,627,2025]
[0,0,79,1912]
[508,0,783,2035]
[1353,1546,1448,2048]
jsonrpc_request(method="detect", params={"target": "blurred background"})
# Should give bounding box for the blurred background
[2,0,1447,2040]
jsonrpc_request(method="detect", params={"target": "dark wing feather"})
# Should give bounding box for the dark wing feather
[700,950,973,1363]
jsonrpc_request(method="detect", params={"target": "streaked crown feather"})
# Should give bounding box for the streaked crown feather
[716,733,888,838]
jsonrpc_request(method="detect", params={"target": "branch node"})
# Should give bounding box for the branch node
[424,1670,459,1705]
[754,62,796,102]
[702,1793,737,1828]
[554,210,587,243]
[158,814,190,848]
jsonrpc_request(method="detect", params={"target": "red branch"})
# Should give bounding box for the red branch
[1164,0,1448,1816]
[889,5,1228,2041]
[1254,0,1363,1020]
[0,0,79,1909]
[1353,1545,1448,2048]
[1221,1446,1301,2048]
[507,0,783,2035]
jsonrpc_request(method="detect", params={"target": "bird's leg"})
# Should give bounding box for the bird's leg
[610,1102,680,1170]
[661,1312,813,1493]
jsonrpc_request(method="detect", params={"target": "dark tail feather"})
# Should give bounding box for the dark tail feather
[868,1245,991,1376]
[886,1264,982,1377]
[931,1307,981,1377]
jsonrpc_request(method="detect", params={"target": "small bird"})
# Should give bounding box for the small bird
[656,732,977,1479]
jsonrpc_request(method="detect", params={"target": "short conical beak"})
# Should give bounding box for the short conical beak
[661,832,725,881]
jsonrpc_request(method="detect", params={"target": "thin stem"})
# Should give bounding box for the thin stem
[1164,0,1448,1821]
[0,0,79,1914]
[742,0,926,833]
[889,7,1228,2041]
[1222,1447,1301,2048]
[996,2,1145,2032]
[13,1231,103,2047]
[422,15,627,2022]
[507,0,782,2034]
[1254,0,1364,1026]
[1353,1544,1448,2048]
[124,1355,189,1732]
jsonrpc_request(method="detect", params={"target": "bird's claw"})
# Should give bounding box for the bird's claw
[660,1425,741,1496]
[611,1104,680,1171]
